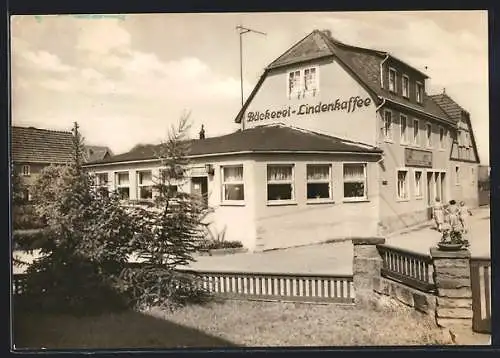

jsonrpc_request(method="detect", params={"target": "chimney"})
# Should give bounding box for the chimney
[321,29,332,38]
[443,87,446,94]
[199,124,205,140]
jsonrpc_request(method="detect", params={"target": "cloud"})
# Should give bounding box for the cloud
[19,49,75,73]
[76,19,131,55]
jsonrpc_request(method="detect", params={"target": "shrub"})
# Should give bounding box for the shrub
[200,240,243,250]
[13,229,50,251]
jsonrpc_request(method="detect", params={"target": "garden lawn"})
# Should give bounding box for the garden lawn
[13,298,453,349]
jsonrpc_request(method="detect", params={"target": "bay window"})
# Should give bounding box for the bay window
[306,164,332,201]
[115,172,130,200]
[222,165,245,202]
[267,164,294,202]
[343,163,367,201]
[137,170,153,200]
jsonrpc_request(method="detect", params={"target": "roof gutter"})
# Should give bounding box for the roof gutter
[84,150,382,168]
[384,98,456,126]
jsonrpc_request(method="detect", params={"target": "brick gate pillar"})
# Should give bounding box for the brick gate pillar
[352,237,385,306]
[430,248,473,329]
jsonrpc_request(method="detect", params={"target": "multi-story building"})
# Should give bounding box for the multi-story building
[85,29,481,251]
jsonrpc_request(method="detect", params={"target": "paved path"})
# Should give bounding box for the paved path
[12,207,490,275]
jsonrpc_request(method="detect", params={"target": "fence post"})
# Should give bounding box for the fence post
[352,237,385,306]
[430,248,473,329]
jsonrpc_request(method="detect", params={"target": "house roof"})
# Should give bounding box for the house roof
[84,145,113,162]
[11,126,74,164]
[86,124,382,166]
[236,30,453,124]
[428,93,467,121]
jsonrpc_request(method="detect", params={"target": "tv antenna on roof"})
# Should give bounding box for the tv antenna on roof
[236,25,266,108]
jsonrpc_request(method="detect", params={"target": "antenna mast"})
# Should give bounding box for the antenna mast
[236,25,266,108]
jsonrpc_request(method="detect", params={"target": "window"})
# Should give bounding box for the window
[426,122,432,147]
[95,173,109,196]
[471,167,475,185]
[439,126,445,149]
[413,119,419,145]
[137,171,153,200]
[158,169,179,198]
[388,68,396,92]
[22,165,30,176]
[400,114,408,144]
[343,163,367,201]
[416,82,424,103]
[455,166,460,185]
[303,68,318,95]
[288,67,318,99]
[414,170,422,198]
[307,164,332,200]
[402,75,409,98]
[267,165,294,202]
[466,147,471,160]
[115,172,130,200]
[397,170,409,200]
[383,110,393,141]
[465,132,470,148]
[222,165,245,202]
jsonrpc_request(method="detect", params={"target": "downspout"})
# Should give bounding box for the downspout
[380,53,390,88]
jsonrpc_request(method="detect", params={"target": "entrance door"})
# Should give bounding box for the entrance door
[191,176,208,205]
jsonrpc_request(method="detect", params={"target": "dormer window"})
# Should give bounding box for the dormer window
[288,67,319,99]
[402,75,409,98]
[416,82,424,104]
[388,68,396,92]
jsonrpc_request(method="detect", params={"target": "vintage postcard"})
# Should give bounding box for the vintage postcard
[10,11,491,349]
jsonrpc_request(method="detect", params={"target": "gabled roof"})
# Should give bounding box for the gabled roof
[86,124,382,166]
[84,145,113,162]
[429,93,467,121]
[236,30,452,124]
[11,126,73,164]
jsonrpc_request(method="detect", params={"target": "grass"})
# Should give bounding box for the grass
[13,297,453,349]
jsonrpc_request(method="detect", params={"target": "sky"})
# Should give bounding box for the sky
[10,11,489,164]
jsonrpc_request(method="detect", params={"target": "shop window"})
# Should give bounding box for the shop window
[416,82,424,103]
[439,126,445,149]
[383,110,393,141]
[397,170,409,200]
[22,165,30,177]
[402,75,409,98]
[115,172,130,200]
[400,114,408,144]
[414,170,422,198]
[388,68,396,92]
[426,122,432,147]
[455,166,460,185]
[413,119,419,145]
[137,171,153,200]
[222,165,245,202]
[343,163,367,201]
[267,164,294,202]
[306,164,331,201]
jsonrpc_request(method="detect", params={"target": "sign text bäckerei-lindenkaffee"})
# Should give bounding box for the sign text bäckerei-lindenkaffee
[247,96,372,122]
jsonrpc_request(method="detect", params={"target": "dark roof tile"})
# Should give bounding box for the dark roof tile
[86,125,382,165]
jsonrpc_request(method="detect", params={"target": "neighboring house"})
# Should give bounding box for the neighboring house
[84,29,482,251]
[11,125,113,201]
[84,145,113,163]
[11,126,74,201]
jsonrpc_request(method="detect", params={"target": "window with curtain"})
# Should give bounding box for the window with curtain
[414,171,422,197]
[384,110,393,141]
[222,165,244,201]
[397,170,409,200]
[267,164,294,201]
[416,82,424,103]
[402,75,409,98]
[137,170,153,200]
[400,114,408,144]
[115,172,130,200]
[288,70,301,98]
[389,68,396,92]
[307,164,331,200]
[343,163,367,200]
[304,67,317,95]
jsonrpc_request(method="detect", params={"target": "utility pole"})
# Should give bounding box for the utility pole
[236,25,266,108]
